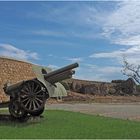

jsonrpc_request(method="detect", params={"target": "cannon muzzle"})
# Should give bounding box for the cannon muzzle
[44,63,79,83]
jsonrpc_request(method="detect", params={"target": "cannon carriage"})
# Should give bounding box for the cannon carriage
[1,63,79,119]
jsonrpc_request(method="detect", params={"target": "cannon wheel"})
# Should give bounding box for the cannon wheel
[29,107,45,116]
[9,100,27,119]
[20,79,48,114]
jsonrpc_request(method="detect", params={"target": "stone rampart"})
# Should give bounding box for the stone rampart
[65,78,137,96]
[0,57,36,102]
[0,57,138,102]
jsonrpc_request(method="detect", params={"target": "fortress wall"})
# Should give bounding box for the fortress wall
[65,78,137,96]
[0,57,36,102]
[69,79,114,95]
[0,57,137,103]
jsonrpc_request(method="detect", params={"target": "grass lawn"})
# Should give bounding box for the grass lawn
[0,110,140,139]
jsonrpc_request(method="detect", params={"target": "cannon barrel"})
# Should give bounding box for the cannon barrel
[44,63,78,79]
[46,70,75,84]
[3,81,24,95]
[44,63,79,83]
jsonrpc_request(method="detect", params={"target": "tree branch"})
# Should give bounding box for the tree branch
[122,56,140,84]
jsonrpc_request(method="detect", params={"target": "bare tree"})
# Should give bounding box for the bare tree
[122,57,140,84]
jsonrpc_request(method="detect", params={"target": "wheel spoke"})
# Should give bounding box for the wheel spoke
[20,95,28,98]
[33,84,39,93]
[21,90,29,95]
[24,86,30,92]
[21,97,29,103]
[32,100,37,110]
[36,95,44,98]
[28,83,32,92]
[35,90,42,95]
[28,100,32,110]
[35,97,43,104]
[34,100,40,108]
[24,99,30,107]
[31,82,34,91]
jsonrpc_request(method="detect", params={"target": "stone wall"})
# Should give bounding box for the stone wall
[0,57,138,102]
[0,57,36,102]
[64,78,137,96]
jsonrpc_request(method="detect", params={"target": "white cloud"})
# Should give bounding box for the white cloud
[28,39,80,48]
[98,66,121,74]
[90,1,140,66]
[102,1,140,48]
[48,54,53,57]
[27,3,108,40]
[47,64,59,70]
[28,3,100,27]
[114,35,140,46]
[90,50,124,59]
[90,45,140,65]
[0,44,39,61]
[30,28,101,40]
[103,1,140,39]
[67,57,83,63]
[25,2,140,42]
[32,30,66,37]
[74,63,123,82]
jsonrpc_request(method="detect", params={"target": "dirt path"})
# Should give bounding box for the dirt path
[46,103,140,121]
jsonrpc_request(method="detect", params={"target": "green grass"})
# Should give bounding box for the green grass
[0,110,140,139]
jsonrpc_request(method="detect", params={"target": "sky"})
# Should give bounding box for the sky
[0,1,140,82]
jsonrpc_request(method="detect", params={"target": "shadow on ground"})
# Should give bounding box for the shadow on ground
[0,113,43,127]
[0,114,29,123]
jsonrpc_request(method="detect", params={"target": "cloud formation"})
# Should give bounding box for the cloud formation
[90,45,140,64]
[103,1,140,40]
[0,44,39,61]
[27,2,108,40]
[91,1,140,66]
[32,30,66,37]
[47,64,59,70]
[75,63,122,82]
[1,1,140,81]
[67,57,83,63]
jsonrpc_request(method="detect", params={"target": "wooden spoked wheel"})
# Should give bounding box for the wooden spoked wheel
[9,100,27,119]
[20,80,48,114]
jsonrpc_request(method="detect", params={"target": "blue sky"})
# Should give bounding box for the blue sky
[0,1,140,82]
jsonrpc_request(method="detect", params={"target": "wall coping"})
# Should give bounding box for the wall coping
[71,78,111,84]
[0,56,34,65]
[0,56,51,69]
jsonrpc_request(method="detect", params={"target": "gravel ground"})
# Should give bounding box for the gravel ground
[46,103,140,121]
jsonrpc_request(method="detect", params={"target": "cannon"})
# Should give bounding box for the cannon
[2,63,79,119]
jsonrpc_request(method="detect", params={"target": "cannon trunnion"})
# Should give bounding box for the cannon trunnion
[2,63,79,119]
